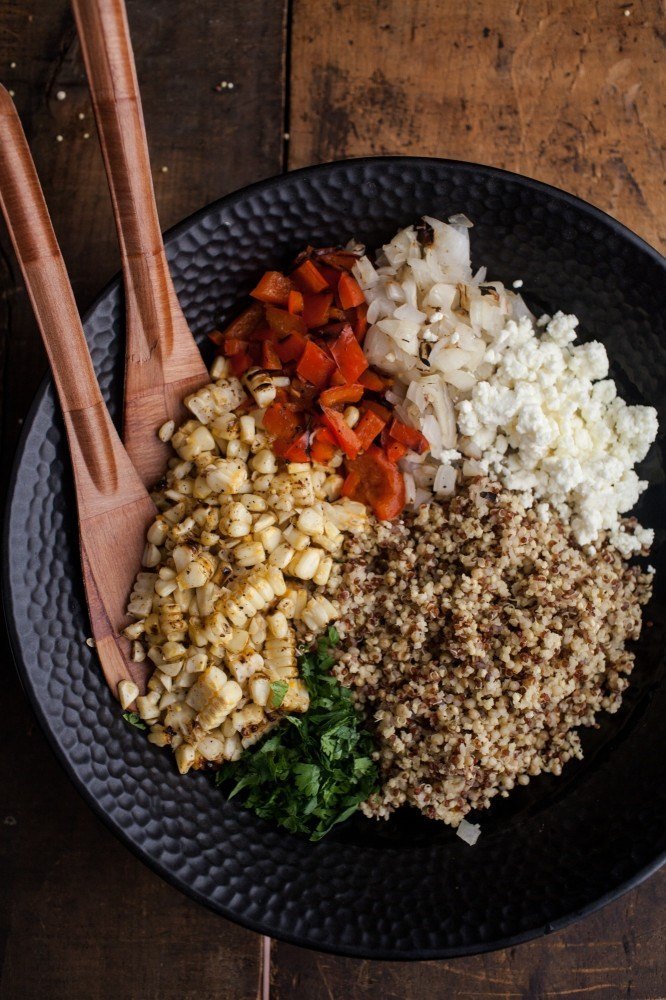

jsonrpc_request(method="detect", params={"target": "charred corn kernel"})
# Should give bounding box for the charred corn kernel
[234,540,266,567]
[136,694,160,722]
[118,679,139,710]
[178,424,216,460]
[159,658,184,678]
[268,542,295,570]
[240,493,267,512]
[210,355,229,379]
[226,439,250,461]
[196,735,225,762]
[264,632,296,672]
[328,452,343,468]
[324,498,367,532]
[193,476,213,500]
[249,673,271,707]
[296,507,325,536]
[163,501,188,524]
[196,583,217,617]
[291,547,322,580]
[147,518,169,546]
[175,744,197,774]
[143,614,162,638]
[170,460,194,481]
[277,594,295,618]
[156,670,173,691]
[313,555,333,586]
[155,577,177,598]
[185,650,208,673]
[219,501,252,538]
[211,411,240,442]
[279,678,310,714]
[288,465,316,506]
[258,525,281,554]
[147,673,165,694]
[131,640,146,663]
[250,431,270,454]
[283,524,309,550]
[223,628,249,654]
[239,415,255,442]
[251,472,273,492]
[159,690,178,711]
[323,474,344,500]
[220,597,248,628]
[301,594,338,632]
[205,458,249,494]
[188,616,208,647]
[158,566,177,580]
[253,512,276,532]
[221,715,236,738]
[226,650,264,685]
[164,702,196,734]
[184,387,219,425]
[203,611,232,643]
[266,610,289,639]
[127,595,152,618]
[147,726,170,747]
[199,530,220,547]
[197,679,243,729]
[230,701,266,737]
[251,448,277,475]
[172,543,196,572]
[170,516,196,542]
[224,735,242,760]
[186,665,227,711]
[173,588,191,613]
[244,367,276,408]
[343,405,360,428]
[158,419,175,442]
[147,646,164,667]
[162,640,187,662]
[123,620,145,640]
[177,551,217,589]
[248,614,267,647]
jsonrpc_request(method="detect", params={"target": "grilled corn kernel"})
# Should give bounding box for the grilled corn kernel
[251,448,277,475]
[186,665,227,711]
[123,620,145,640]
[240,493,267,513]
[249,673,271,707]
[185,650,209,673]
[268,543,295,570]
[131,641,146,663]
[211,377,247,412]
[197,680,243,730]
[258,525,281,554]
[244,368,276,408]
[279,678,310,714]
[226,650,264,685]
[296,507,325,536]
[205,458,249,494]
[210,355,229,379]
[313,554,333,586]
[251,472,273,493]
[118,679,139,710]
[301,594,338,632]
[323,474,345,500]
[266,610,289,639]
[239,414,256,442]
[147,518,169,546]
[291,547,322,580]
[283,524,309,551]
[159,657,184,678]
[196,735,225,762]
[234,540,266,568]
[264,632,296,672]
[249,614,267,647]
[175,744,197,774]
[224,629,250,654]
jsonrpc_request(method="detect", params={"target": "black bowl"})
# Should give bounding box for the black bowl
[4,158,665,959]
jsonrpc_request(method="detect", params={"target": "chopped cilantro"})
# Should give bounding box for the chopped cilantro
[216,630,378,840]
[122,711,147,731]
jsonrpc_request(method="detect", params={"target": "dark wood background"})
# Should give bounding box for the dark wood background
[1,2,664,997]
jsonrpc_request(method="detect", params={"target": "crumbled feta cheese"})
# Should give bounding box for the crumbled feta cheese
[458,312,658,550]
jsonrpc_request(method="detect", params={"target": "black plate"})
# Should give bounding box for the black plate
[4,158,665,960]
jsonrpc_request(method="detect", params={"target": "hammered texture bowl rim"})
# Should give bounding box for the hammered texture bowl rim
[3,155,665,961]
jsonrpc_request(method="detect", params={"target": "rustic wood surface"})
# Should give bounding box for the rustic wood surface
[0,1,663,998]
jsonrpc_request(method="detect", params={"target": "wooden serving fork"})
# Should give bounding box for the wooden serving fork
[72,0,209,488]
[0,85,153,699]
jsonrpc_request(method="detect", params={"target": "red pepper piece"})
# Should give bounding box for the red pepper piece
[329,368,348,386]
[358,369,387,392]
[337,273,365,310]
[310,427,338,465]
[207,302,264,346]
[385,439,408,463]
[229,351,253,376]
[317,263,341,289]
[363,399,392,423]
[291,259,330,294]
[318,250,359,271]
[318,383,364,408]
[343,446,406,520]
[262,341,283,371]
[320,405,361,459]
[275,333,307,363]
[296,340,336,389]
[222,337,246,356]
[389,416,429,454]
[287,289,304,314]
[353,302,369,342]
[250,270,293,306]
[283,431,310,463]
[263,401,302,440]
[302,292,334,329]
[355,408,387,451]
[330,324,369,384]
[265,304,307,339]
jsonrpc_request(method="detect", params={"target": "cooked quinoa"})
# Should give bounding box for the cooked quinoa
[326,479,653,826]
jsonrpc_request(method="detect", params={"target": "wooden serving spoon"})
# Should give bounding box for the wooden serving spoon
[72,0,209,488]
[0,85,153,698]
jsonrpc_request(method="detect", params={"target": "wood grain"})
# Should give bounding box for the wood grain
[289,0,665,251]
[72,0,209,487]
[1,1,665,998]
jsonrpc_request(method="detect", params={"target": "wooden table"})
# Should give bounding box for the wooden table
[1,2,664,997]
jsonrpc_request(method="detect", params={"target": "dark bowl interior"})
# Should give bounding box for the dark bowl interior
[4,158,665,959]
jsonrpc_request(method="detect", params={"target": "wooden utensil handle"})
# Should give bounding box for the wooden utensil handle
[0,85,145,518]
[0,86,103,414]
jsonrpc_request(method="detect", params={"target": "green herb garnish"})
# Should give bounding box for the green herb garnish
[122,711,147,731]
[216,626,378,840]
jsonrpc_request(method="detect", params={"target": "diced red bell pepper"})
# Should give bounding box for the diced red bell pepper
[389,417,429,454]
[296,340,336,389]
[329,368,348,386]
[287,289,304,314]
[262,341,283,371]
[302,292,334,329]
[207,302,264,345]
[318,250,359,271]
[353,302,369,342]
[337,273,365,310]
[318,383,364,408]
[263,401,302,440]
[222,337,246,356]
[265,304,307,339]
[275,332,307,363]
[358,369,387,392]
[229,351,254,376]
[330,324,368,384]
[355,408,387,451]
[310,427,338,465]
[320,405,362,459]
[291,259,330,294]
[363,399,392,423]
[283,431,310,463]
[252,326,276,342]
[385,439,408,463]
[250,271,293,306]
[343,446,406,520]
[316,263,341,289]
